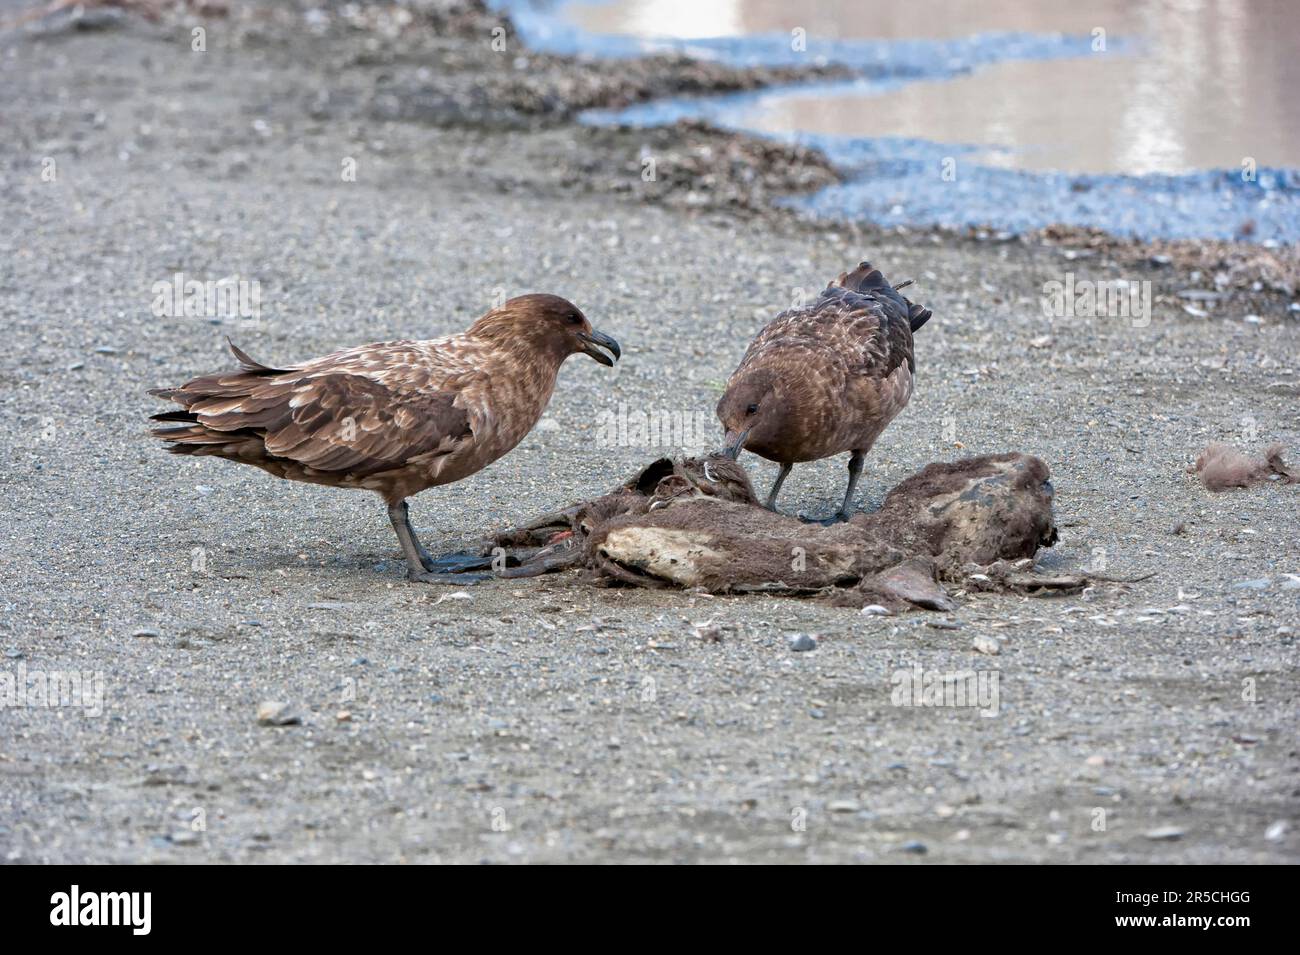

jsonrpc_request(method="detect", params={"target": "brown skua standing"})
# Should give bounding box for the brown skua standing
[149,294,620,583]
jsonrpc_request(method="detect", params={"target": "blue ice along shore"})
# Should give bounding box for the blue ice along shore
[492,1,1300,243]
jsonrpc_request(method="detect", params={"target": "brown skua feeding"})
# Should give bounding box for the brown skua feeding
[716,261,932,522]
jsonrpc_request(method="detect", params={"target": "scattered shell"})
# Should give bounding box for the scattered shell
[256,701,301,726]
[1143,826,1185,841]
[435,591,474,604]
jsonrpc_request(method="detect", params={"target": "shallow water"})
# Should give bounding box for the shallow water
[558,0,1300,175]
[498,0,1300,241]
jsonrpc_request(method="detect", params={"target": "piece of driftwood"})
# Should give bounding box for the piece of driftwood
[467,452,1090,611]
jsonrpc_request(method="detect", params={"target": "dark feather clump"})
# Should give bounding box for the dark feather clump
[1193,442,1299,491]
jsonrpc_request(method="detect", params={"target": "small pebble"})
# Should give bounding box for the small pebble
[693,622,727,643]
[788,633,817,652]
